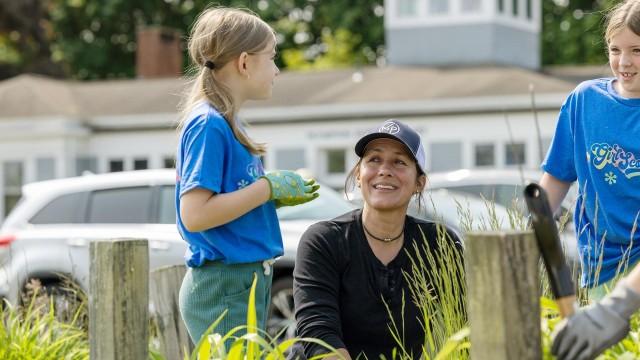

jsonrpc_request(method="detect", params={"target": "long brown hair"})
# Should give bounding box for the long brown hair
[178,7,275,155]
[605,0,640,44]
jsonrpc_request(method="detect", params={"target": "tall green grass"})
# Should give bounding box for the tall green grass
[185,273,344,360]
[515,189,640,360]
[5,192,640,359]
[385,224,469,360]
[0,281,89,360]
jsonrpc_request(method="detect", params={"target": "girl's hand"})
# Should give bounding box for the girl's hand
[262,170,320,207]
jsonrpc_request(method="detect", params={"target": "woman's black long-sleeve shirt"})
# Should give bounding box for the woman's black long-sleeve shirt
[293,209,462,359]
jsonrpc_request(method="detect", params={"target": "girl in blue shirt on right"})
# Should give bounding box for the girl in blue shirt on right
[540,0,640,300]
[175,7,319,344]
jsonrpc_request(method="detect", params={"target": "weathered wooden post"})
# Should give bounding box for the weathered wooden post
[465,230,541,360]
[150,264,193,359]
[90,238,149,360]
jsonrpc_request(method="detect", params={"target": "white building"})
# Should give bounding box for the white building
[386,0,542,68]
[0,2,613,220]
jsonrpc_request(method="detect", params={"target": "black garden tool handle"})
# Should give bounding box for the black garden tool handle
[524,182,576,317]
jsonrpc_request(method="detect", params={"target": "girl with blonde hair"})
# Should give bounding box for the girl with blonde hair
[176,7,319,343]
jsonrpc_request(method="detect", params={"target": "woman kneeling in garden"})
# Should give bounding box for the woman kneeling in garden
[293,119,464,359]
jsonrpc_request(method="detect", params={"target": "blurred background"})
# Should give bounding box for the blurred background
[0,0,617,220]
[0,0,598,339]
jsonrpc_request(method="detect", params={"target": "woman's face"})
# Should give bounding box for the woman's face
[357,138,425,212]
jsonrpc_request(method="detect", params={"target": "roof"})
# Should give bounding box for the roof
[0,74,186,118]
[542,64,613,84]
[250,65,577,107]
[0,65,610,120]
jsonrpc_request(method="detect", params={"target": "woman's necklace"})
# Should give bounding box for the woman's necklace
[362,223,404,243]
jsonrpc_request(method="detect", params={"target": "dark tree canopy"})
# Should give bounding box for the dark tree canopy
[541,0,617,66]
[0,0,619,80]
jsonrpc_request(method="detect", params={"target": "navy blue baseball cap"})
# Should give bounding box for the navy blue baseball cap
[355,119,426,174]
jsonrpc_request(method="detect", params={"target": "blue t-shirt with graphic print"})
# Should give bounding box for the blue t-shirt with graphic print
[542,78,640,287]
[175,102,282,267]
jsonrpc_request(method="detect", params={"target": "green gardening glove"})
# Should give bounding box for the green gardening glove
[261,170,320,207]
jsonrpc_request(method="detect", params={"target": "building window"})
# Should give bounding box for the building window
[461,0,481,12]
[76,157,97,176]
[134,158,148,170]
[430,142,462,172]
[497,0,504,13]
[3,161,23,216]
[275,148,306,170]
[526,0,532,19]
[428,0,449,14]
[36,157,56,181]
[512,0,518,16]
[326,149,346,174]
[505,143,526,165]
[397,0,419,17]
[163,156,175,169]
[109,159,124,172]
[474,144,495,167]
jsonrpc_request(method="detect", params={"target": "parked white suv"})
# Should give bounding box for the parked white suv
[0,169,354,337]
[426,168,578,214]
[426,168,579,264]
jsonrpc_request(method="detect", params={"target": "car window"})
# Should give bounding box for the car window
[439,184,524,210]
[88,187,152,223]
[158,185,176,224]
[30,192,87,224]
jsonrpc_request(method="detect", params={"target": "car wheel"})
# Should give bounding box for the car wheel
[267,276,295,340]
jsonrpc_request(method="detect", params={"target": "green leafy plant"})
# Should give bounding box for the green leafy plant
[188,273,344,360]
[0,282,89,360]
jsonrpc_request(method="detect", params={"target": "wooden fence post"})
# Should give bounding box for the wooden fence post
[150,264,193,359]
[89,238,149,360]
[465,230,541,360]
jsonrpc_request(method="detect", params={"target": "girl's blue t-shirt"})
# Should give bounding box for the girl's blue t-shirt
[175,102,282,267]
[542,78,640,287]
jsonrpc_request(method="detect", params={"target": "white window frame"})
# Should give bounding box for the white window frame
[386,0,539,32]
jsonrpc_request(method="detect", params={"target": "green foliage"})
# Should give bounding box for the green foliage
[183,272,344,360]
[0,0,628,78]
[6,198,640,359]
[0,286,89,359]
[385,225,469,359]
[531,190,640,360]
[0,0,383,79]
[281,28,365,70]
[541,0,620,65]
[539,295,640,360]
[266,0,383,69]
[46,0,214,79]
[0,35,21,65]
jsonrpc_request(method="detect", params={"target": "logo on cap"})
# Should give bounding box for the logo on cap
[379,121,400,135]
